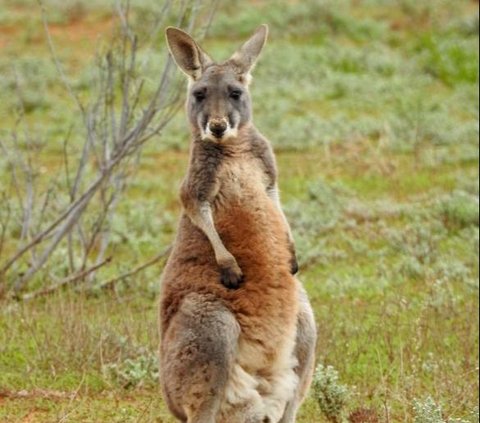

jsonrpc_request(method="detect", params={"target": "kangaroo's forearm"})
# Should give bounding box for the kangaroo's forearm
[182,197,243,286]
[184,200,231,264]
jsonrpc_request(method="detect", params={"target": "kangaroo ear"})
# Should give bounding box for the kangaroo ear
[165,27,213,80]
[229,24,268,81]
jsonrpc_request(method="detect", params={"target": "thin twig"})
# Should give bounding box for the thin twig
[1,165,107,278]
[95,174,124,260]
[95,246,171,291]
[4,132,26,222]
[13,70,36,244]
[56,371,87,423]
[202,0,221,38]
[21,257,112,301]
[38,0,86,116]
[0,193,12,261]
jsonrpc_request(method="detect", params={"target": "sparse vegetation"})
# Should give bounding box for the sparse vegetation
[0,0,478,421]
[413,397,445,423]
[102,337,159,389]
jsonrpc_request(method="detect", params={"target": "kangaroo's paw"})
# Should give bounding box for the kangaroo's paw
[219,262,244,289]
[289,247,299,275]
[290,256,299,275]
[218,254,244,289]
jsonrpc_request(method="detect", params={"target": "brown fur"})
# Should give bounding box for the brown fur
[160,134,297,342]
[159,139,300,421]
[159,25,316,423]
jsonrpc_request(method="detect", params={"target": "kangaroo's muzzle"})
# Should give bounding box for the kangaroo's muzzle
[208,119,228,138]
[203,117,237,142]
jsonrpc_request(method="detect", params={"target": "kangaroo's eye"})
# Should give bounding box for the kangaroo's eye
[229,90,242,100]
[193,91,206,102]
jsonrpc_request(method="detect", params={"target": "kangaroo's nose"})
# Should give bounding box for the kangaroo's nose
[209,120,227,138]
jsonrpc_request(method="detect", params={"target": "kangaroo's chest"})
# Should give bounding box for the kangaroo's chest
[215,156,270,205]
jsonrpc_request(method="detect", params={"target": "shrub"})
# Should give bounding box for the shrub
[470,407,479,423]
[102,335,159,389]
[103,349,159,389]
[312,364,350,422]
[348,408,379,423]
[413,397,477,423]
[413,397,444,423]
[437,191,479,231]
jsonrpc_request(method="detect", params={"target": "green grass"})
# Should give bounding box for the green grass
[0,0,479,421]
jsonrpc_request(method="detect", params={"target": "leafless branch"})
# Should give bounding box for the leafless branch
[37,0,86,116]
[0,0,218,297]
[21,256,113,301]
[0,192,12,261]
[95,246,171,291]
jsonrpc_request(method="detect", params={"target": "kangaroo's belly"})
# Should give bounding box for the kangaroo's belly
[162,153,298,342]
[159,163,300,421]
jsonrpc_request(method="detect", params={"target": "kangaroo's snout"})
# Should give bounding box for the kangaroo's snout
[208,119,228,138]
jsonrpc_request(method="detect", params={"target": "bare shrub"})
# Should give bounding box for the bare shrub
[0,0,218,299]
[348,408,380,423]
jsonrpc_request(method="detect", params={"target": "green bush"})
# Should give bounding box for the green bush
[312,364,350,422]
[416,34,479,86]
[438,191,479,230]
[413,397,445,423]
[413,398,478,423]
[102,336,159,389]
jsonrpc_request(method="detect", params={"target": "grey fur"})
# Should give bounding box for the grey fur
[161,293,240,422]
[165,27,213,80]
[229,24,268,76]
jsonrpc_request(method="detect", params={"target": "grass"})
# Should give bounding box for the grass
[0,0,479,421]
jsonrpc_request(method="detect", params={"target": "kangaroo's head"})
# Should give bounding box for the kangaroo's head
[165,25,268,143]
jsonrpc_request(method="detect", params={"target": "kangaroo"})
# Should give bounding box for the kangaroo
[159,25,317,423]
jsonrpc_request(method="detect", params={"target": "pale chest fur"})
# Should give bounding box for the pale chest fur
[214,153,272,208]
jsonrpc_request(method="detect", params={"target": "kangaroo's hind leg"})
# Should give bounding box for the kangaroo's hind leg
[160,293,240,423]
[279,286,317,423]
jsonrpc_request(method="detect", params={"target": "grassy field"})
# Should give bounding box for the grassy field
[0,0,479,421]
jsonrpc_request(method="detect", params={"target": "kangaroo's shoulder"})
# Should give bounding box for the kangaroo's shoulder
[246,128,278,186]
